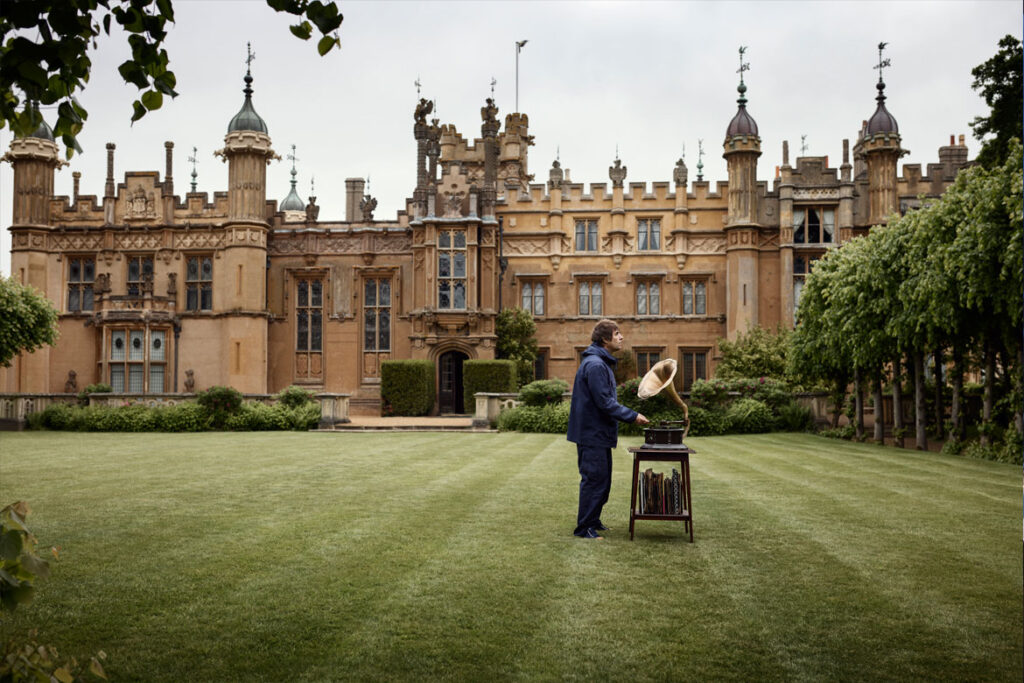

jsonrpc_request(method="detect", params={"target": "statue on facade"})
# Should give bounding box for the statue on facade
[414,98,433,125]
[184,369,195,393]
[360,194,377,221]
[481,97,498,125]
[305,196,320,221]
[167,272,177,296]
[609,157,627,188]
[64,370,78,393]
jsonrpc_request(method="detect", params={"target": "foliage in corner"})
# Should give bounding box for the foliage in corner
[495,307,539,388]
[715,325,791,381]
[0,276,59,367]
[0,0,343,158]
[970,34,1023,169]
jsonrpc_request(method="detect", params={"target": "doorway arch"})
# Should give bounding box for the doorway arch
[438,349,469,414]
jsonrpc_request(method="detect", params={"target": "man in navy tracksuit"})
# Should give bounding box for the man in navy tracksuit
[567,319,648,539]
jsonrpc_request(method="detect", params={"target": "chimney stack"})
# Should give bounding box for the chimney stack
[345,178,365,221]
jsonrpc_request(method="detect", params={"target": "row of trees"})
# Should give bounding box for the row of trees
[788,138,1022,451]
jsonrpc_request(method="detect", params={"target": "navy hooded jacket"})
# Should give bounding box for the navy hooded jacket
[567,343,639,448]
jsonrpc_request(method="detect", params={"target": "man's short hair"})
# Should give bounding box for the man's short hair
[591,319,619,345]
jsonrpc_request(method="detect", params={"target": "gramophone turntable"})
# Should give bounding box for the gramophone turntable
[637,358,690,448]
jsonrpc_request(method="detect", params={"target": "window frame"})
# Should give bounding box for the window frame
[437,228,468,310]
[634,348,663,376]
[681,278,708,317]
[792,205,836,245]
[106,326,168,393]
[363,276,393,353]
[66,255,96,313]
[184,254,214,312]
[678,348,709,392]
[295,277,324,353]
[577,278,604,317]
[520,278,546,317]
[574,219,599,252]
[635,278,662,316]
[126,254,154,297]
[636,218,661,252]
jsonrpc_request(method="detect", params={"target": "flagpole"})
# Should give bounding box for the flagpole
[515,40,528,112]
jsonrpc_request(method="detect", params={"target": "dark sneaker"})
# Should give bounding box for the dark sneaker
[594,522,610,531]
[575,527,604,540]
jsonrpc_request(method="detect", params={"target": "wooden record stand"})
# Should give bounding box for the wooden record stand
[627,445,694,542]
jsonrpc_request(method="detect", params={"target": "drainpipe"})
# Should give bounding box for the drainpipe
[497,216,507,311]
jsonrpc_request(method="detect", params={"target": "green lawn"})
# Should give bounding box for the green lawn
[0,432,1020,681]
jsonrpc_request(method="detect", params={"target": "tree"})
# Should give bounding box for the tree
[495,307,538,388]
[970,34,1023,169]
[715,325,790,380]
[0,0,343,157]
[0,275,59,366]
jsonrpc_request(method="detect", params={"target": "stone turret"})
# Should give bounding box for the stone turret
[857,43,905,227]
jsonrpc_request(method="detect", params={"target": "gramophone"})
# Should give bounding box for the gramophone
[637,358,690,448]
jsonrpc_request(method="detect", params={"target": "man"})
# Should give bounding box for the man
[567,319,648,539]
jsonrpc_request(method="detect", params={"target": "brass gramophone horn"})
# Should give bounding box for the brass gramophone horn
[637,358,690,435]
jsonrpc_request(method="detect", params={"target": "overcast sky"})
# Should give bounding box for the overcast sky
[1,0,1020,276]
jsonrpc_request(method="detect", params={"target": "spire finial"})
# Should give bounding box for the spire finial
[415,76,421,98]
[800,134,807,156]
[697,139,705,182]
[556,145,560,162]
[615,143,619,161]
[737,45,750,102]
[243,42,255,96]
[310,175,315,196]
[874,42,890,85]
[287,144,299,183]
[490,77,497,96]
[188,146,198,193]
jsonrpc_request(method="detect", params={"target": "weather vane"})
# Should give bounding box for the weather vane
[188,146,198,193]
[246,42,255,73]
[874,42,891,83]
[681,142,686,161]
[556,145,560,163]
[415,76,421,98]
[490,77,497,96]
[737,45,750,85]
[697,139,705,182]
[800,135,807,156]
[287,144,299,172]
[310,175,316,197]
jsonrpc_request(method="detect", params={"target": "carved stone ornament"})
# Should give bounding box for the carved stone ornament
[414,98,434,125]
[184,369,195,393]
[792,188,840,201]
[609,158,627,187]
[360,194,377,221]
[481,98,498,126]
[125,185,157,220]
[64,370,78,393]
[167,272,177,296]
[306,197,320,221]
[674,158,688,186]
[444,190,465,218]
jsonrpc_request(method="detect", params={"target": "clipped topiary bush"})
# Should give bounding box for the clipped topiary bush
[519,379,569,407]
[463,359,517,412]
[496,402,570,433]
[276,385,317,409]
[725,398,774,434]
[381,360,435,416]
[196,386,243,428]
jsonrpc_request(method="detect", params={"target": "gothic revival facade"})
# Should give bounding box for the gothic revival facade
[1,63,971,414]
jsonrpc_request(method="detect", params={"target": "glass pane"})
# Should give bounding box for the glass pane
[110,365,124,392]
[651,220,661,249]
[682,353,694,391]
[651,283,660,315]
[575,222,585,251]
[128,364,144,393]
[535,284,544,316]
[365,280,376,307]
[379,281,390,306]
[150,330,166,361]
[365,310,376,349]
[68,288,80,312]
[142,259,153,277]
[187,287,198,311]
[379,311,390,351]
[808,208,820,243]
[454,252,465,278]
[638,222,648,251]
[683,282,693,315]
[311,311,322,351]
[311,280,322,307]
[794,255,806,274]
[794,277,804,315]
[84,260,95,281]
[201,257,212,280]
[83,288,93,311]
[129,330,145,360]
[439,231,450,248]
[69,260,81,282]
[592,283,602,315]
[579,283,589,315]
[111,330,126,360]
[695,282,706,315]
[297,281,308,307]
[187,257,198,280]
[439,281,450,309]
[651,352,660,366]
[587,223,597,251]
[453,281,466,309]
[200,285,212,311]
[823,209,835,242]
[438,253,450,278]
[521,283,531,310]
[454,231,466,249]
[637,283,647,315]
[695,353,707,381]
[149,365,164,393]
[297,310,308,350]
[129,258,140,281]
[792,209,804,229]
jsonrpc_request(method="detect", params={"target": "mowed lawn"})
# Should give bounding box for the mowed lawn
[0,431,1020,682]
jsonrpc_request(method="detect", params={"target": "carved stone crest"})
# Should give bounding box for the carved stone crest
[443,189,464,218]
[360,194,377,221]
[306,196,320,221]
[673,158,688,187]
[125,185,156,220]
[609,158,627,188]
[414,98,433,125]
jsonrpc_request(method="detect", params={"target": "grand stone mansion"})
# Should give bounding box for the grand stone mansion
[1,59,970,415]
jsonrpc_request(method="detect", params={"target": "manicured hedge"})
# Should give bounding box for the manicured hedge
[463,359,517,412]
[519,379,569,407]
[381,359,435,416]
[496,402,570,433]
[27,400,319,432]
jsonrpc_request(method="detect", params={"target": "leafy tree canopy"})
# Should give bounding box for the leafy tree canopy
[970,34,1022,168]
[0,0,343,158]
[715,325,790,381]
[0,276,59,366]
[495,307,539,388]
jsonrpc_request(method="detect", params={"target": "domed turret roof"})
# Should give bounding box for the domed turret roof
[866,81,898,135]
[20,102,54,141]
[227,71,268,134]
[281,170,304,211]
[726,83,758,138]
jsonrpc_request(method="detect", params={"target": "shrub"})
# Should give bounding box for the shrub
[496,402,570,433]
[152,402,209,432]
[77,382,112,406]
[519,379,569,407]
[689,378,730,411]
[495,307,539,389]
[776,403,813,432]
[819,425,855,440]
[687,406,728,436]
[196,386,243,428]
[381,360,435,416]
[276,385,316,409]
[463,359,517,412]
[726,398,774,434]
[30,403,74,430]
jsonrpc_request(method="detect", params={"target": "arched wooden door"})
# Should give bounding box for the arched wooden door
[438,350,468,414]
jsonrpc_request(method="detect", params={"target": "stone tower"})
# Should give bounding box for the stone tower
[213,58,276,392]
[860,45,904,227]
[1,105,64,390]
[722,51,761,340]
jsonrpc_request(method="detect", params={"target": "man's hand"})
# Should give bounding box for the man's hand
[635,413,649,425]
